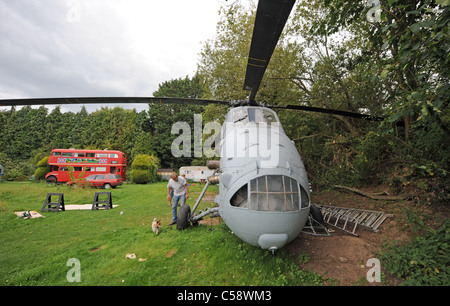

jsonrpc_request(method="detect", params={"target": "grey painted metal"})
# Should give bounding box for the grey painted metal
[191,207,220,222]
[191,174,215,216]
[212,106,311,251]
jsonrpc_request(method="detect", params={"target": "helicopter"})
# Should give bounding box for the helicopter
[0,0,391,252]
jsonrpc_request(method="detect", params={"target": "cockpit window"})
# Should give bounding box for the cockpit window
[232,108,248,124]
[250,175,300,212]
[230,184,248,208]
[229,175,309,212]
[248,108,277,124]
[229,107,278,125]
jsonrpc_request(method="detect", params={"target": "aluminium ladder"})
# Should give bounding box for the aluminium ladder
[318,205,391,236]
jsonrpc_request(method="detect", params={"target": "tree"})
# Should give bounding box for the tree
[147,75,206,169]
[130,154,159,184]
[33,156,51,181]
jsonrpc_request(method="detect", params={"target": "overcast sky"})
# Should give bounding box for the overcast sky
[0,0,231,112]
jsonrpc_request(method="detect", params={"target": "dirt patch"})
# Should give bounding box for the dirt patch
[286,186,425,285]
[89,245,105,253]
[199,216,222,226]
[165,249,178,258]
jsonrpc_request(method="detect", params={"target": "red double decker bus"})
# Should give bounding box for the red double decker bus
[45,149,127,184]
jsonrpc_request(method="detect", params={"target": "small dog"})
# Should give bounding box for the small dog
[152,218,161,235]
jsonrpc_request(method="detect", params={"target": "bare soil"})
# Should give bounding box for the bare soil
[286,186,448,285]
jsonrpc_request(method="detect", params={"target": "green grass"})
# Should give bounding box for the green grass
[0,181,324,286]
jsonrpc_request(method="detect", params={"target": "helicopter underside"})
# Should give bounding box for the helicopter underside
[221,206,310,251]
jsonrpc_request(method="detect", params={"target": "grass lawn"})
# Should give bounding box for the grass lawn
[0,181,323,286]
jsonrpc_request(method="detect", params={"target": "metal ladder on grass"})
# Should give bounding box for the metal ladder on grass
[318,205,392,236]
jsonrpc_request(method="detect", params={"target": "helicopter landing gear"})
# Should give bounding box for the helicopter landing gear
[177,205,191,230]
[177,204,220,230]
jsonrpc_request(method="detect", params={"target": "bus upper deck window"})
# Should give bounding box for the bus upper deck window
[62,152,73,157]
[86,153,95,157]
[51,152,61,156]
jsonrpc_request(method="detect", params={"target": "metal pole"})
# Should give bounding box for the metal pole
[191,180,210,215]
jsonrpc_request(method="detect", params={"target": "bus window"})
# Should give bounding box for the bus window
[97,153,108,158]
[74,167,82,171]
[51,151,61,156]
[96,167,107,172]
[86,153,95,157]
[85,167,92,172]
[52,166,59,171]
[75,153,85,157]
[62,152,73,157]
[109,153,118,158]
[60,167,68,171]
[111,167,116,174]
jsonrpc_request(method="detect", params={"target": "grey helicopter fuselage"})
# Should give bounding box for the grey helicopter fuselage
[214,106,310,251]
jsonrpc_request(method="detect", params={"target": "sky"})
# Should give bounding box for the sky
[0,0,233,112]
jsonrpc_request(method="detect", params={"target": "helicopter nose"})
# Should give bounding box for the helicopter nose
[257,233,288,251]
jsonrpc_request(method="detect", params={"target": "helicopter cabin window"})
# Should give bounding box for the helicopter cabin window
[247,108,277,124]
[249,175,303,212]
[300,185,310,208]
[230,108,278,126]
[232,108,249,125]
[230,184,248,208]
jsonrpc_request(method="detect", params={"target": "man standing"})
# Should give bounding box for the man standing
[166,172,189,225]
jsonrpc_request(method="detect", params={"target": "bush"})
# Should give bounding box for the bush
[379,220,450,286]
[130,154,159,184]
[33,156,51,181]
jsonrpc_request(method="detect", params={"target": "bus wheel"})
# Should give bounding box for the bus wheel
[46,176,57,184]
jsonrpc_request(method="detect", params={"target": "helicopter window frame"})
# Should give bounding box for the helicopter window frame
[232,108,249,125]
[247,175,304,212]
[230,183,249,209]
[247,108,277,124]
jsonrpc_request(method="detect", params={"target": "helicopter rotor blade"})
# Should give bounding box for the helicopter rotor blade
[267,104,385,121]
[243,0,296,103]
[0,97,231,107]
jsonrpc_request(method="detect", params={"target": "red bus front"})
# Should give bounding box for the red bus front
[45,149,127,184]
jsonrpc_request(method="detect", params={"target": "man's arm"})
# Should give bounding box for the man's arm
[167,181,172,201]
